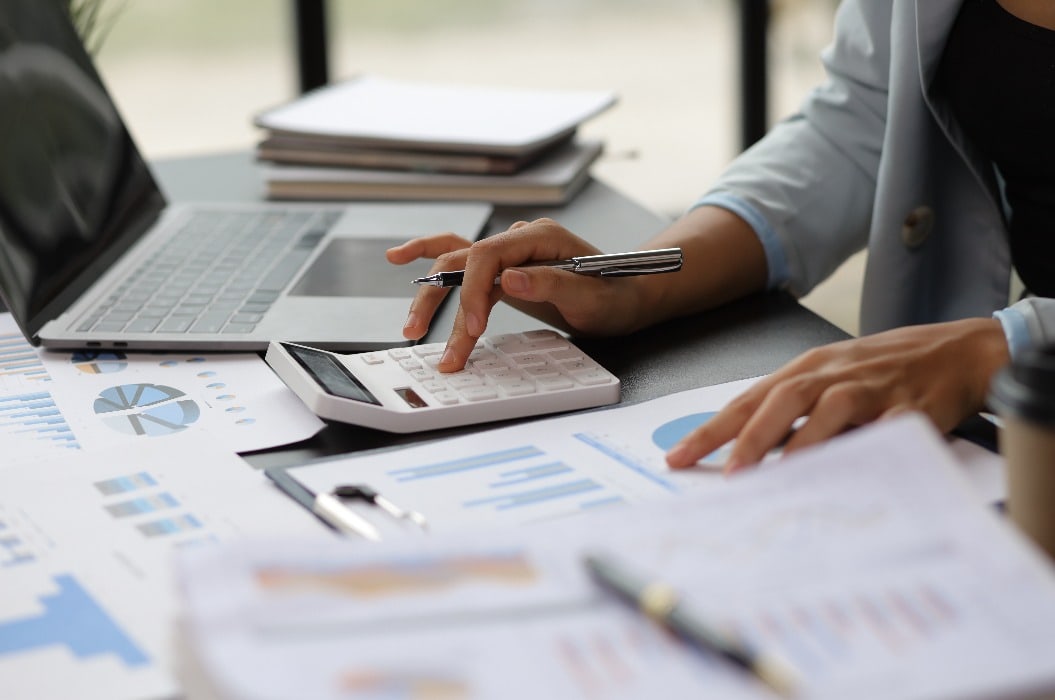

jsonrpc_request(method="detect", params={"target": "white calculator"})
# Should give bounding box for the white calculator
[264,329,620,433]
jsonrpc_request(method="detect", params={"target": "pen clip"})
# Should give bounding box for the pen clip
[333,484,430,532]
[312,490,382,541]
[573,248,683,277]
[597,261,684,277]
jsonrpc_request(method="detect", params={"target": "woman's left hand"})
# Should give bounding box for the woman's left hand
[665,318,1010,472]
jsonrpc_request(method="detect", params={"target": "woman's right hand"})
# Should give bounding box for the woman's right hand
[386,218,656,371]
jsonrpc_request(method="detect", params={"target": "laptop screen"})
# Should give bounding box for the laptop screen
[0,1,166,341]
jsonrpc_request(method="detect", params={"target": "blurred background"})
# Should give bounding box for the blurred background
[87,0,862,335]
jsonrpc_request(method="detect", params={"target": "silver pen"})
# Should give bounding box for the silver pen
[412,247,683,288]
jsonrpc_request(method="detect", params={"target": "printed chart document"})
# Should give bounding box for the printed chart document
[0,313,324,462]
[0,435,327,700]
[178,415,1055,700]
[276,377,1005,537]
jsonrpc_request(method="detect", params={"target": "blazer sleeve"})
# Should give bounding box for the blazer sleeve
[694,0,893,297]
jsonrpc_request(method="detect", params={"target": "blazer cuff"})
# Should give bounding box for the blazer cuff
[692,193,790,291]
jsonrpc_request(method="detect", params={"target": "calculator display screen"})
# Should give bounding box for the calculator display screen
[282,343,381,405]
[394,387,428,409]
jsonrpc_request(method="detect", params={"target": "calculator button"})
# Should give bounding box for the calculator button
[550,348,584,362]
[536,376,575,391]
[559,359,599,373]
[408,368,432,381]
[512,353,547,367]
[398,358,421,371]
[571,369,615,385]
[447,374,484,389]
[499,381,537,396]
[422,355,443,369]
[524,365,561,378]
[471,359,507,372]
[388,348,412,360]
[468,349,498,363]
[431,390,460,405]
[422,379,446,392]
[495,338,567,354]
[460,386,499,401]
[482,368,523,383]
[413,343,445,357]
[360,353,385,365]
[522,329,559,340]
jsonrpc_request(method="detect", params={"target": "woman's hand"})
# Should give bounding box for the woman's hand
[386,218,655,371]
[665,318,1010,472]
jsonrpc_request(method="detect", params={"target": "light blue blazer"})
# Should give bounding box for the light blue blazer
[696,0,1050,356]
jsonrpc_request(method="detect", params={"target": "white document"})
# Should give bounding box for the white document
[284,377,1005,538]
[0,435,327,700]
[255,74,617,153]
[0,313,324,463]
[176,415,1055,700]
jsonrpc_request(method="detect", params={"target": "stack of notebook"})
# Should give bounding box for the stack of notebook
[254,75,616,205]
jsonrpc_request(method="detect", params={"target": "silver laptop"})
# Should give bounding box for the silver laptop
[0,2,491,352]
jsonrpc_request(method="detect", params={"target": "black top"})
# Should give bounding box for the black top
[937,0,1055,296]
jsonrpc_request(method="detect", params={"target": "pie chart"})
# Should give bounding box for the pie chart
[93,383,201,436]
[651,412,718,450]
[651,411,731,464]
[71,351,127,374]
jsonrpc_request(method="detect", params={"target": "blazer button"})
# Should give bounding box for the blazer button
[901,206,934,248]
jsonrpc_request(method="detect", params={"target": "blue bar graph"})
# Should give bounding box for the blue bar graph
[0,520,36,568]
[389,446,545,482]
[136,514,202,538]
[105,493,180,518]
[0,574,148,667]
[93,472,158,496]
[0,333,51,382]
[387,446,628,518]
[0,392,79,449]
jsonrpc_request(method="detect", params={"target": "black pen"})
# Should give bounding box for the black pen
[411,248,683,288]
[583,551,799,698]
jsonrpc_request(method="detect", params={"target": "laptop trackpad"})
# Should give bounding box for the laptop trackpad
[288,239,432,298]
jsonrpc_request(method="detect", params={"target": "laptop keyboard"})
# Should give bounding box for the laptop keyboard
[78,210,338,335]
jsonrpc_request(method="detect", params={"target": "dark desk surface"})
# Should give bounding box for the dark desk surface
[153,152,849,468]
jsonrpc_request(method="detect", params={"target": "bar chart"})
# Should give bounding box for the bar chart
[0,391,80,452]
[0,333,51,384]
[387,446,628,520]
